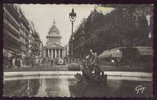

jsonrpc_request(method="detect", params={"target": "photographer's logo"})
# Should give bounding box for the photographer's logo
[135,85,146,95]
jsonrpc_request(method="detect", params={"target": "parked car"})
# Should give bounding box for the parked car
[57,58,65,65]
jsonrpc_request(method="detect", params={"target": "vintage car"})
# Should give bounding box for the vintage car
[56,58,65,65]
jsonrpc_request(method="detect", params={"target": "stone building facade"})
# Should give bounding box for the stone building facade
[43,20,65,61]
[3,4,42,68]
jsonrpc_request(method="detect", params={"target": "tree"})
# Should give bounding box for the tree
[73,4,153,56]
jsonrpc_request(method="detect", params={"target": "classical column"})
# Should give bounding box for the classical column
[49,49,50,58]
[50,49,52,59]
[58,49,60,58]
[57,49,59,58]
[60,49,62,58]
[56,49,58,58]
[51,49,53,59]
[49,49,51,59]
[49,49,51,58]
[55,49,57,58]
[54,49,55,58]
[53,49,55,58]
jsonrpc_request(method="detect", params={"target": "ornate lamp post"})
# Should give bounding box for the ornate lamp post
[69,8,77,60]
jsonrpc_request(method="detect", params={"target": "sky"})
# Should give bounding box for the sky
[18,4,113,46]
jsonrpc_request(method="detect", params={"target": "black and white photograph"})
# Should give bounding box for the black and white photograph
[3,4,153,97]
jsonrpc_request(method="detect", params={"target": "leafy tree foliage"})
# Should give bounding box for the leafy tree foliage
[73,4,153,56]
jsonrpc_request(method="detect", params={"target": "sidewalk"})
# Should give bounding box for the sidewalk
[4,64,68,72]
[99,64,152,72]
[3,63,152,72]
[4,71,152,82]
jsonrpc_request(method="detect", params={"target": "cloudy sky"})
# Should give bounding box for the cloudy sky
[18,4,113,46]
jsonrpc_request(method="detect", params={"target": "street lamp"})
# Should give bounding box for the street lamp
[69,8,77,37]
[69,8,77,58]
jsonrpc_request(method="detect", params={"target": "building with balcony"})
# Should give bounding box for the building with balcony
[18,7,31,59]
[3,4,43,68]
[3,4,22,68]
[25,21,43,65]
